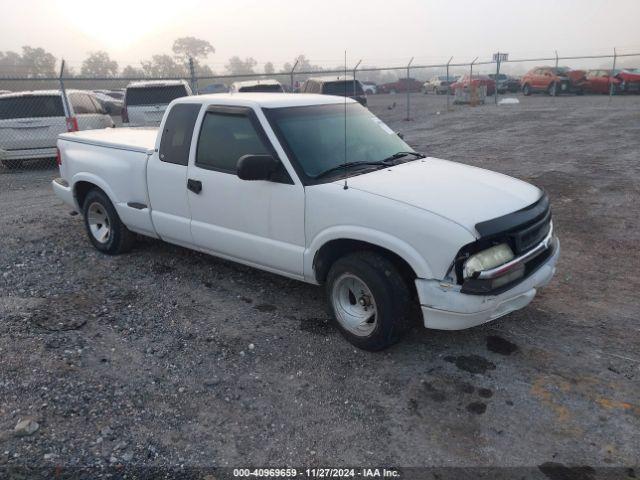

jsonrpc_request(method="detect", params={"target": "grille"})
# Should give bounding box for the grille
[510,208,551,254]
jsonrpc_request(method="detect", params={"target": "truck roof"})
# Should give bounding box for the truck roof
[175,93,356,109]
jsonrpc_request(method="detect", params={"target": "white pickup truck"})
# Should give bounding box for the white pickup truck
[53,93,559,350]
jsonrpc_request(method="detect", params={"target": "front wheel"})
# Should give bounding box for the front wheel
[522,83,532,96]
[326,252,412,351]
[82,188,136,254]
[548,82,557,96]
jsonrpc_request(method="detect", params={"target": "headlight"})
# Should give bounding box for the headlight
[463,243,514,279]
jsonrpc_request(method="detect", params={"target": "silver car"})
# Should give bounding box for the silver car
[0,90,114,169]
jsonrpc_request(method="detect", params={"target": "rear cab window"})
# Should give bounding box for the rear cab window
[159,103,201,166]
[0,95,64,120]
[125,85,189,106]
[322,81,364,96]
[238,84,283,93]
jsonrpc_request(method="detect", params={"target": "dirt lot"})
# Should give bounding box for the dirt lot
[1,93,639,478]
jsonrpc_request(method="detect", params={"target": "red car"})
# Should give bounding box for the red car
[617,69,640,94]
[377,78,423,94]
[584,70,622,94]
[521,66,586,96]
[450,74,496,96]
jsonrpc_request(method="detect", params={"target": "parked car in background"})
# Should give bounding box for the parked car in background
[584,70,622,94]
[521,67,586,96]
[505,75,521,93]
[300,76,367,106]
[618,69,640,94]
[361,81,377,95]
[0,89,113,169]
[450,74,496,96]
[200,83,229,94]
[92,91,124,114]
[94,89,124,100]
[229,79,285,93]
[488,74,512,94]
[377,78,423,94]
[53,93,559,351]
[122,80,192,126]
[423,76,457,95]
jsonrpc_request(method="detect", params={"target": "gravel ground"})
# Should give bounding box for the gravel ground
[0,93,639,478]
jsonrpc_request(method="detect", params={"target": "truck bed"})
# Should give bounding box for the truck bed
[59,127,158,154]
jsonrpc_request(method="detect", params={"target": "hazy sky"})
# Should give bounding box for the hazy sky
[1,0,639,72]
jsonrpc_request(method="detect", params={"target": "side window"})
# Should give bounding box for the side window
[196,111,270,173]
[70,94,97,114]
[88,95,105,114]
[159,103,201,166]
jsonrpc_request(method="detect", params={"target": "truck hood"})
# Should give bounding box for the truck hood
[342,157,542,237]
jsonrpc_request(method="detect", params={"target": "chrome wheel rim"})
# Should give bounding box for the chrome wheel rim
[87,202,111,244]
[331,273,377,337]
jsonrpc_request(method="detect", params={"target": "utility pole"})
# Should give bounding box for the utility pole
[446,56,453,112]
[290,59,299,92]
[609,47,617,103]
[352,59,362,96]
[189,57,198,95]
[405,57,414,121]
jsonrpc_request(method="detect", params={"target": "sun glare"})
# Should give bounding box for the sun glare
[56,0,199,51]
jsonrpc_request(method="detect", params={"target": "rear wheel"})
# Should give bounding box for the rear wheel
[548,82,558,96]
[326,252,412,351]
[82,189,135,255]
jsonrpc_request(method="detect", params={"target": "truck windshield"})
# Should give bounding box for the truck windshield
[266,103,413,181]
[0,95,64,120]
[126,85,188,106]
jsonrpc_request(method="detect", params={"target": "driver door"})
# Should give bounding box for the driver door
[186,106,305,279]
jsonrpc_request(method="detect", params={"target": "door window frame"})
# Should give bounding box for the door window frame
[193,105,294,184]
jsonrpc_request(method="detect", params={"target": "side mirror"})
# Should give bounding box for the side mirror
[397,132,404,139]
[237,154,278,181]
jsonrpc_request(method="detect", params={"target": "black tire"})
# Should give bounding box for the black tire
[547,82,557,96]
[522,83,532,96]
[1,159,23,169]
[326,251,412,351]
[82,188,135,255]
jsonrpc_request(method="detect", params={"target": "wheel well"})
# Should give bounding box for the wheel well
[74,181,102,209]
[314,239,418,293]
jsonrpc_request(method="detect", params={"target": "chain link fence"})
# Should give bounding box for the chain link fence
[1,50,639,173]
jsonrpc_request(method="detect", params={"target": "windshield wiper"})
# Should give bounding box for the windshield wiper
[314,152,426,180]
[314,161,387,179]
[379,151,426,163]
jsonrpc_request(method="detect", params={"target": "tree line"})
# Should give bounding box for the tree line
[0,37,400,84]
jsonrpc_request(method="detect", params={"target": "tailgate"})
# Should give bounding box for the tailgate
[128,105,167,126]
[0,117,67,150]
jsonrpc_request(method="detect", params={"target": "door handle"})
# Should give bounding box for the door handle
[187,178,202,194]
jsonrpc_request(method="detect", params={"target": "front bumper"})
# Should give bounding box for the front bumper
[416,237,560,330]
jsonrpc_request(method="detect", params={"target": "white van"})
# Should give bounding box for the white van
[0,90,114,169]
[122,80,192,127]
